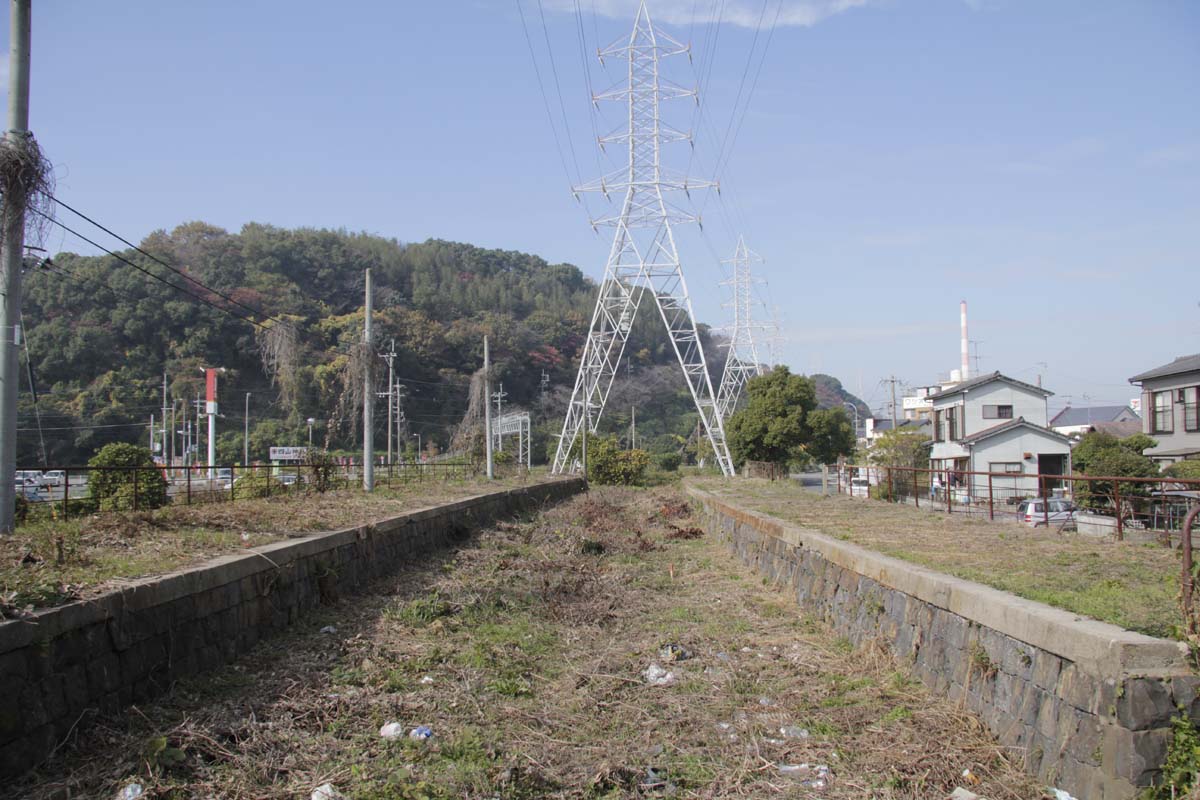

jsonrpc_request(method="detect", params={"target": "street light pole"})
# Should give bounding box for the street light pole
[412,432,421,460]
[307,417,315,449]
[843,402,860,436]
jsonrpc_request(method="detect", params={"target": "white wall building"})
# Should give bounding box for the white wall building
[928,372,1072,503]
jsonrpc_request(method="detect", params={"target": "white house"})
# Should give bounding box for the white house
[928,372,1072,502]
[1049,405,1140,438]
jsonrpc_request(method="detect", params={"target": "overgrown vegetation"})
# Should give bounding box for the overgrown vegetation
[696,477,1181,638]
[12,487,1037,798]
[1072,431,1160,512]
[586,435,650,485]
[1144,715,1200,799]
[87,443,168,511]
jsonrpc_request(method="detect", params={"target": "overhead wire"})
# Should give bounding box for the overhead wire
[30,208,272,332]
[50,194,287,328]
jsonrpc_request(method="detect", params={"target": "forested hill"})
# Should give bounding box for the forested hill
[21,222,857,466]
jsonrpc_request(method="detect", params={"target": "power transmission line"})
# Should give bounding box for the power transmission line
[49,194,287,327]
[29,209,273,331]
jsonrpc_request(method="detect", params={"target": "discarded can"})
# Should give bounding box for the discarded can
[409,725,434,740]
[659,644,692,662]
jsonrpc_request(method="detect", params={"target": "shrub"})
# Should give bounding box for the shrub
[306,449,339,493]
[13,494,28,525]
[587,436,650,485]
[656,452,682,472]
[230,469,295,499]
[1165,460,1200,481]
[87,443,168,511]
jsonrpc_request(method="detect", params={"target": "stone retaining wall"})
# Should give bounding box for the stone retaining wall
[0,478,584,778]
[688,487,1196,800]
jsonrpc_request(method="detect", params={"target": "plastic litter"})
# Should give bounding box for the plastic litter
[117,785,143,800]
[419,675,435,685]
[961,768,980,786]
[777,763,831,788]
[379,722,404,739]
[757,696,775,706]
[764,738,786,745]
[643,663,676,686]
[320,625,337,634]
[949,789,982,800]
[1049,790,1079,800]
[639,767,677,794]
[780,726,810,739]
[311,783,343,800]
[409,725,434,740]
[659,644,692,662]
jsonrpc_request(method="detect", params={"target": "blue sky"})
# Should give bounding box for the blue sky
[5,0,1198,415]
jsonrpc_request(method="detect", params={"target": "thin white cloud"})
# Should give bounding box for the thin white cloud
[544,0,873,29]
[1140,142,1200,168]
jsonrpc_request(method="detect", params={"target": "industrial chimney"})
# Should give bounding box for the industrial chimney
[960,300,969,382]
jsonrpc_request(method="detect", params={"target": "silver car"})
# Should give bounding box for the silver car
[1017,498,1077,527]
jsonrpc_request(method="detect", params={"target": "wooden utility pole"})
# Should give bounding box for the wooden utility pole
[383,338,396,465]
[362,269,374,492]
[0,0,31,533]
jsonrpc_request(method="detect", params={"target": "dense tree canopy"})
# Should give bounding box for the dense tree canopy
[726,367,818,468]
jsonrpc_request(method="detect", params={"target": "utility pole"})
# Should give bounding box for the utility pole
[243,392,250,465]
[150,414,155,454]
[883,376,900,430]
[0,0,32,532]
[382,338,396,465]
[540,370,550,399]
[492,383,507,451]
[484,336,493,480]
[161,372,169,463]
[362,269,374,492]
[630,405,636,450]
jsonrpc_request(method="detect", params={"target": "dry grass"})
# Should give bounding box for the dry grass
[692,477,1181,639]
[14,486,1043,799]
[0,474,543,617]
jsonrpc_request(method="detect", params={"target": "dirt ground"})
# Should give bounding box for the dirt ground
[691,477,1180,639]
[14,486,1043,799]
[0,474,539,617]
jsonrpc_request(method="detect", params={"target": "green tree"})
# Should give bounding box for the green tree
[87,443,168,511]
[1165,460,1200,481]
[805,408,856,466]
[726,367,817,468]
[1071,431,1160,512]
[866,429,933,469]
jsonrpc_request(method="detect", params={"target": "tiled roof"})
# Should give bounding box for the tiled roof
[1130,353,1200,383]
[1049,406,1137,426]
[928,371,1052,402]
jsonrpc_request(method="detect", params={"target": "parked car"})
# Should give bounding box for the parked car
[276,473,299,487]
[41,470,65,487]
[850,477,870,498]
[1017,498,1077,527]
[14,476,44,501]
[16,470,44,488]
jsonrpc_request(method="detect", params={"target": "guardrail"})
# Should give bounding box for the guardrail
[14,460,481,520]
[831,463,1200,544]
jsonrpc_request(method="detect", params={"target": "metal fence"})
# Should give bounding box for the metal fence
[14,460,480,520]
[831,463,1200,544]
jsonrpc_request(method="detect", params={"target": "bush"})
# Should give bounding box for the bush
[306,449,339,493]
[230,469,295,499]
[13,494,28,525]
[1165,460,1200,481]
[587,436,650,485]
[87,443,168,511]
[656,452,681,472]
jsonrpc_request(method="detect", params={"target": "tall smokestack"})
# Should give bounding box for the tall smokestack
[960,300,969,381]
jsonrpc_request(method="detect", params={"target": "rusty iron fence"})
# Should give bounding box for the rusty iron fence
[14,460,481,520]
[832,463,1200,545]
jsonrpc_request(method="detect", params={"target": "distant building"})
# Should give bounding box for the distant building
[1049,405,1140,437]
[1129,353,1200,466]
[928,372,1071,501]
[864,416,932,444]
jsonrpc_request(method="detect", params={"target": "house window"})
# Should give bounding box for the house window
[1152,390,1174,434]
[932,410,943,442]
[989,462,1022,474]
[1185,387,1199,432]
[947,406,959,441]
[982,405,1014,420]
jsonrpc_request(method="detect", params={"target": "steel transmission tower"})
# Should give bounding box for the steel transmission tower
[715,236,766,421]
[551,2,734,477]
